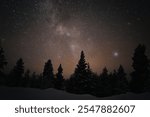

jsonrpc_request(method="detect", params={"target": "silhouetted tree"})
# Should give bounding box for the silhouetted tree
[66,51,93,94]
[130,44,150,93]
[0,47,7,85]
[56,64,63,80]
[95,67,112,97]
[117,65,129,94]
[8,58,24,86]
[74,51,87,76]
[113,65,128,94]
[55,64,64,89]
[109,70,117,94]
[30,72,41,88]
[42,59,54,88]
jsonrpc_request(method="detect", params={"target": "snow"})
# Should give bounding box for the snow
[102,92,150,100]
[0,87,99,100]
[0,87,150,100]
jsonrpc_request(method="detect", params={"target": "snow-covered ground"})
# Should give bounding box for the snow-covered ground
[0,87,150,100]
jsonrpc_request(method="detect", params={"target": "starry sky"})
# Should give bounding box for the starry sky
[0,0,150,77]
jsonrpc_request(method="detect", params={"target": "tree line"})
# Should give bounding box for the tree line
[0,44,150,97]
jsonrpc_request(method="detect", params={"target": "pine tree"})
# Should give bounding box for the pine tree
[55,64,64,89]
[100,67,108,80]
[98,67,112,96]
[56,64,63,80]
[116,65,128,94]
[74,51,87,77]
[130,44,150,93]
[109,70,117,94]
[9,58,24,86]
[66,51,90,94]
[42,59,54,88]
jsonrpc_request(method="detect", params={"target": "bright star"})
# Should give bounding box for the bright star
[113,52,119,57]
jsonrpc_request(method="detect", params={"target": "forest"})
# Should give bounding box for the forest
[0,44,150,98]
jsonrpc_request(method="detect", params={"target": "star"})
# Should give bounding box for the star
[113,52,119,57]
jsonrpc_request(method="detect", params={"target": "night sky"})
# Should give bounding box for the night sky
[0,0,150,77]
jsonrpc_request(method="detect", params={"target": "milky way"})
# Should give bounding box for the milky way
[0,0,150,77]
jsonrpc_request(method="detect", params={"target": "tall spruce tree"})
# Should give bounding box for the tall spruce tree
[42,59,54,88]
[56,64,63,80]
[66,51,91,94]
[55,64,64,89]
[9,58,24,86]
[130,44,150,93]
[109,70,117,95]
[74,51,87,77]
[98,67,112,96]
[116,65,128,94]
